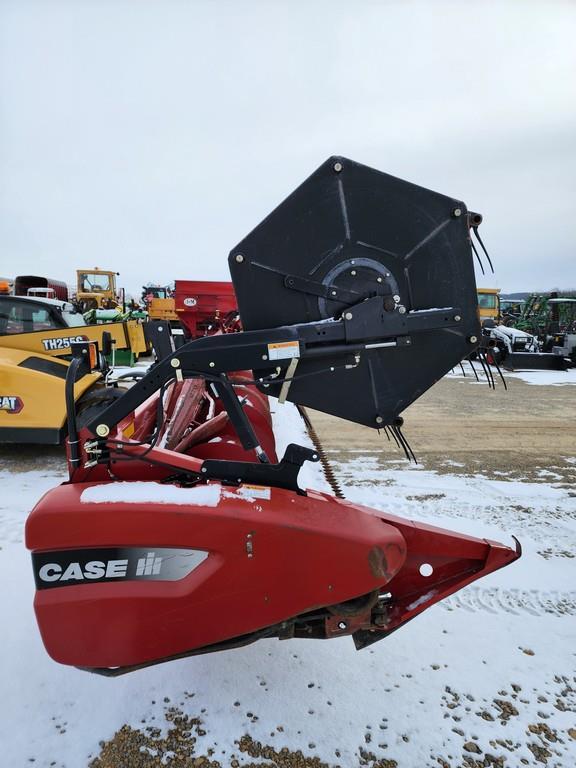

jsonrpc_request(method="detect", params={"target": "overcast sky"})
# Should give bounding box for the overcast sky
[1,0,575,296]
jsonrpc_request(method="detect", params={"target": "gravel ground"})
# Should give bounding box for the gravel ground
[307,372,576,484]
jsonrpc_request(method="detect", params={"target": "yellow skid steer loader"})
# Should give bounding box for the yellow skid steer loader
[0,294,147,444]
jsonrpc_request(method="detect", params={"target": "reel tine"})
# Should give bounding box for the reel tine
[475,349,489,388]
[468,357,480,382]
[476,350,494,389]
[388,424,403,451]
[459,361,466,377]
[470,238,485,275]
[391,425,410,462]
[481,350,496,389]
[492,356,507,390]
[473,228,494,273]
[397,424,417,464]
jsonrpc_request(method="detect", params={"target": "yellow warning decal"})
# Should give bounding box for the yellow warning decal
[267,340,300,361]
[241,485,272,500]
[123,420,135,439]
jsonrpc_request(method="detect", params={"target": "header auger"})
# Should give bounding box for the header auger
[25,157,520,675]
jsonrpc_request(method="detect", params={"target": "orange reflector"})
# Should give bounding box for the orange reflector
[88,343,98,370]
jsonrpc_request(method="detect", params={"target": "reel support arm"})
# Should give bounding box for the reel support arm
[84,301,467,441]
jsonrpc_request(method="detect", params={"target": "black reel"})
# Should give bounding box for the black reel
[229,156,481,428]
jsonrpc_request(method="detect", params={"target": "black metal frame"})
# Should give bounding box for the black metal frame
[68,157,488,491]
[84,301,465,440]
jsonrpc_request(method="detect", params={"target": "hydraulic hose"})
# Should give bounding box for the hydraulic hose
[65,357,82,472]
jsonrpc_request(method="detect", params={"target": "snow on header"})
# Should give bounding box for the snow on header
[80,481,221,507]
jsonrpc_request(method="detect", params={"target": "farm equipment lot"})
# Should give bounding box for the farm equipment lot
[1,373,575,767]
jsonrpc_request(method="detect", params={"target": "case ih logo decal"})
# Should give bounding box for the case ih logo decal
[0,396,23,414]
[32,547,208,590]
[135,551,163,576]
[41,334,89,351]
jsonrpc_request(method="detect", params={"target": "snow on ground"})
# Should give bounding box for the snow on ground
[449,366,576,387]
[0,404,575,767]
[505,369,576,387]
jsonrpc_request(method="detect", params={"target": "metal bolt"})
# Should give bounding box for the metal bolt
[375,416,383,424]
[377,277,383,283]
[350,260,355,265]
[454,314,461,322]
[452,207,462,217]
[209,361,215,367]
[406,339,411,345]
[351,270,357,276]
[333,162,343,172]
[262,354,268,360]
[398,305,407,314]
[158,325,163,331]
[201,467,207,473]
[96,424,110,437]
[469,335,478,344]
[393,294,400,302]
[170,358,180,368]
[235,253,244,263]
[344,312,353,320]
[331,290,337,296]
[338,621,347,630]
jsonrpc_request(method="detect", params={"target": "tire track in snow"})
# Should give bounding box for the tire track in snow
[441,587,576,616]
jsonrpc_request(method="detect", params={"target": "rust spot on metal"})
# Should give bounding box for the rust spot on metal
[368,546,387,579]
[384,540,407,568]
